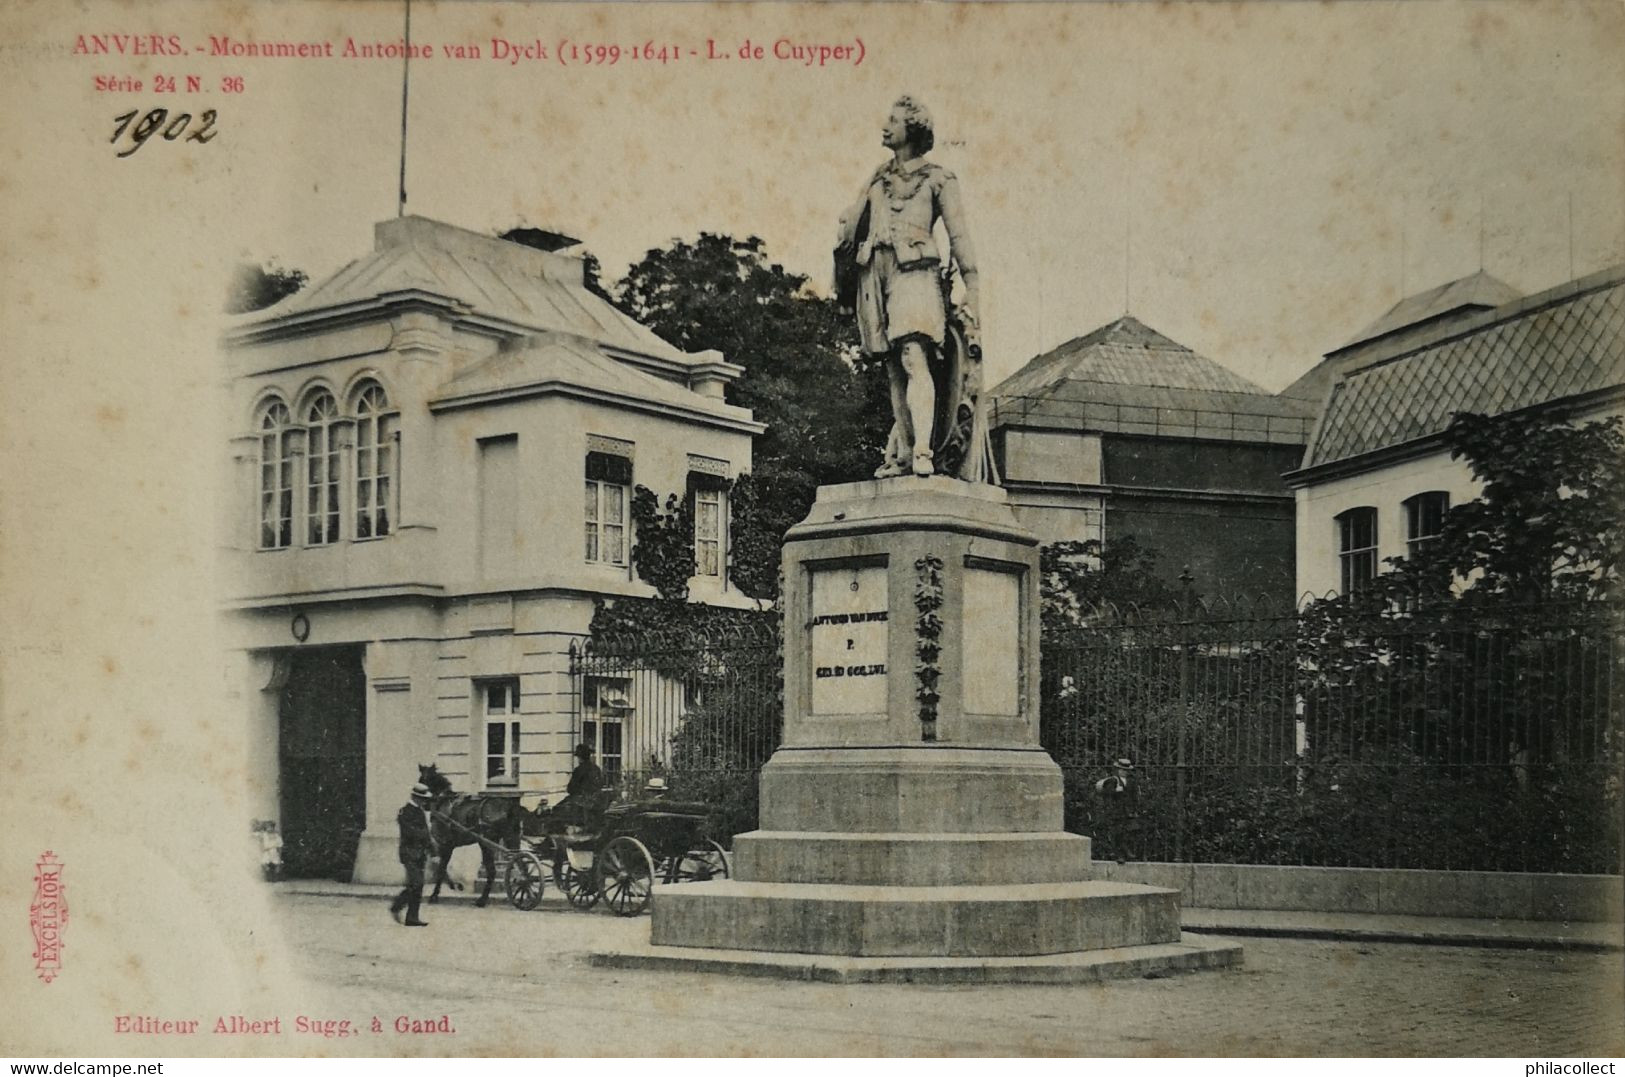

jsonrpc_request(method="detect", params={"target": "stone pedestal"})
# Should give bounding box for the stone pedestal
[608,478,1239,981]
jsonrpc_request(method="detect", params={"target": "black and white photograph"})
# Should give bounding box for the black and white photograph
[1,0,1621,1061]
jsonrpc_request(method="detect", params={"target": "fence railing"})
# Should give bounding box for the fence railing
[570,598,1623,872]
[569,615,780,844]
[1045,597,1624,873]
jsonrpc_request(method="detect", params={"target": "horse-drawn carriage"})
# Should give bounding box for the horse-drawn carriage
[503,791,729,916]
[414,764,728,917]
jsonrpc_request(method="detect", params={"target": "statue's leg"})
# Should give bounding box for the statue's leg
[899,340,935,475]
[874,359,910,478]
[886,358,913,452]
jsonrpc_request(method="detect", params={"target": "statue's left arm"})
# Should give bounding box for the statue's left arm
[936,171,981,349]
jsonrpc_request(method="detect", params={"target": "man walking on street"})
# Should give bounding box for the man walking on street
[390,782,435,926]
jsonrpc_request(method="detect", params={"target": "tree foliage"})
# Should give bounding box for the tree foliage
[225,262,308,314]
[1293,411,1625,769]
[1397,411,1623,605]
[1039,536,1183,630]
[1038,411,1625,872]
[616,234,890,600]
[725,471,797,603]
[617,234,881,476]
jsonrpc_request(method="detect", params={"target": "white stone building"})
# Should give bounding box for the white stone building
[1286,265,1625,598]
[220,216,761,882]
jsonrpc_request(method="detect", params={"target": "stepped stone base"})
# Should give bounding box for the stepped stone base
[593,934,1244,984]
[652,879,1182,957]
[625,480,1239,983]
[734,830,1091,886]
[757,747,1068,832]
[650,748,1206,968]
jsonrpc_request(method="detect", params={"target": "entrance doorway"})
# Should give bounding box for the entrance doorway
[278,646,366,879]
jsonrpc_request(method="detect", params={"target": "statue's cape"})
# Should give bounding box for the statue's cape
[833,199,870,309]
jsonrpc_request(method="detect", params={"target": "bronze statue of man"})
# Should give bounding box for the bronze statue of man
[836,95,988,481]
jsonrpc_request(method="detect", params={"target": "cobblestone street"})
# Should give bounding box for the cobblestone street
[272,892,1625,1057]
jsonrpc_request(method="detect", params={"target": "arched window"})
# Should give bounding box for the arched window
[257,400,294,550]
[1403,491,1450,557]
[304,392,340,545]
[352,381,397,539]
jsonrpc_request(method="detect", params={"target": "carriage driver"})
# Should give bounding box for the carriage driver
[389,782,434,927]
[552,743,605,828]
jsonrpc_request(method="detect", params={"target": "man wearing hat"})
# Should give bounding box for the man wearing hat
[552,743,605,827]
[1092,759,1140,864]
[389,782,435,926]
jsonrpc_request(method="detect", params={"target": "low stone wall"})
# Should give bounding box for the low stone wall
[1090,862,1624,923]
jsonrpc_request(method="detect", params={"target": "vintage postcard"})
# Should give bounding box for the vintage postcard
[1,0,1621,1060]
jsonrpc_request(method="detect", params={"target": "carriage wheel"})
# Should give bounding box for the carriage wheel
[552,848,599,910]
[504,851,546,911]
[672,839,729,883]
[598,836,654,917]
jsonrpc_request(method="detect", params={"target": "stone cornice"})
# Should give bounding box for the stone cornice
[226,290,715,384]
[427,377,766,435]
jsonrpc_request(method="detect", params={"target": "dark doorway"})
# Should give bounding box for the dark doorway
[278,646,367,879]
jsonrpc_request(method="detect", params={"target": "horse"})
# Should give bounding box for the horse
[416,763,532,907]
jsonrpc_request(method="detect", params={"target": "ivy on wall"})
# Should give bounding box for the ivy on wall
[628,486,696,602]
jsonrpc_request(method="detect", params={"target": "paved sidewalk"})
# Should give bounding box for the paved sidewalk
[1181,906,1622,950]
[280,878,1623,951]
[267,890,1625,1055]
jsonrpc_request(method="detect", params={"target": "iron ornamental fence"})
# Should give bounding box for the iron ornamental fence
[571,598,1623,872]
[1044,597,1624,873]
[570,614,780,845]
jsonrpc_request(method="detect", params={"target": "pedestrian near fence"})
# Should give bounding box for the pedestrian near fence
[1093,758,1140,864]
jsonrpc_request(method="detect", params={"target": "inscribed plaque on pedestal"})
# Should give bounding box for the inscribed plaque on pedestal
[809,564,889,715]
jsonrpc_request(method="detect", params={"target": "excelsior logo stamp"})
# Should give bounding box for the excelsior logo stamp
[31,851,67,984]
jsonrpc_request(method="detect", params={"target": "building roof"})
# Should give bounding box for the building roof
[242,216,694,366]
[428,330,761,433]
[1280,272,1525,406]
[1300,265,1625,471]
[1336,270,1523,353]
[990,316,1317,445]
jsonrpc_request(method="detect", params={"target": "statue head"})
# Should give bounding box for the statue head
[885,95,935,156]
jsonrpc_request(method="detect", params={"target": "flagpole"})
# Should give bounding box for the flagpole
[398,0,411,217]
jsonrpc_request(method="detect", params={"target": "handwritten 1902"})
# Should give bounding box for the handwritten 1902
[110,107,218,157]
